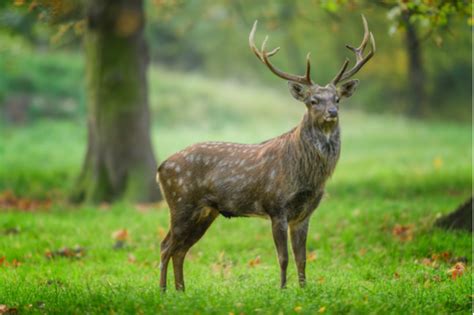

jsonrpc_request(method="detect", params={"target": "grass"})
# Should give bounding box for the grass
[0,66,472,314]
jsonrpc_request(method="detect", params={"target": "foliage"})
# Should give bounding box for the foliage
[0,40,470,313]
[0,109,471,312]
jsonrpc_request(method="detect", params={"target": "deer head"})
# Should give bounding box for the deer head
[249,15,375,131]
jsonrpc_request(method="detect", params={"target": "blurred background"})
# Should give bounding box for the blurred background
[0,0,471,204]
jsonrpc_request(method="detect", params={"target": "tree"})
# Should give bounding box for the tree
[7,0,161,203]
[320,0,472,117]
[73,0,160,203]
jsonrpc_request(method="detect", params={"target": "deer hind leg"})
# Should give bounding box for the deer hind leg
[159,231,174,291]
[271,216,289,289]
[170,206,219,291]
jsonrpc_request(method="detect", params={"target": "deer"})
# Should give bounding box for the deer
[157,15,375,291]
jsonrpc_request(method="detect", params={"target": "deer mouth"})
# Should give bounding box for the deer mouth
[324,116,338,123]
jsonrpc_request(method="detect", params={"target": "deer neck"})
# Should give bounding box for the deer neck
[296,113,340,150]
[284,113,341,189]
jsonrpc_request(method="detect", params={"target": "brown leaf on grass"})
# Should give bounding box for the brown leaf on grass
[0,304,18,314]
[0,257,22,268]
[0,191,51,212]
[45,246,86,259]
[431,252,451,262]
[358,248,367,256]
[448,262,466,280]
[248,255,261,267]
[392,224,414,242]
[318,276,325,284]
[112,229,129,241]
[307,251,317,262]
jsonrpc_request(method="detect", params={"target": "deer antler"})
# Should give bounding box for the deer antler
[331,14,376,85]
[249,20,313,85]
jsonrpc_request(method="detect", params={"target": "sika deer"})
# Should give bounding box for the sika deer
[157,15,375,291]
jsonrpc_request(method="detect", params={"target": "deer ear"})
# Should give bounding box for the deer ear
[337,79,359,99]
[288,82,308,101]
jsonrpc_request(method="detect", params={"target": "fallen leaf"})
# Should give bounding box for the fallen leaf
[294,306,302,312]
[358,248,367,256]
[307,251,317,262]
[393,272,400,279]
[0,190,51,212]
[392,224,414,242]
[112,229,129,241]
[448,262,465,280]
[45,246,86,259]
[318,276,325,284]
[248,256,261,267]
[0,305,17,314]
[318,306,326,313]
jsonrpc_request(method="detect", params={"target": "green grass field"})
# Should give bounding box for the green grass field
[0,67,472,314]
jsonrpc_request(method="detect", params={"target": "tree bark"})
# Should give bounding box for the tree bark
[435,197,472,232]
[71,0,161,203]
[402,12,427,117]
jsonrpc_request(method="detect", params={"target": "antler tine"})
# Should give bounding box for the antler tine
[331,14,376,85]
[331,58,349,85]
[249,20,313,85]
[305,53,312,84]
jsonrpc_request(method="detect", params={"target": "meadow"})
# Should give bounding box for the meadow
[0,65,472,314]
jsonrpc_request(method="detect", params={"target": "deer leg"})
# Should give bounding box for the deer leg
[290,219,309,288]
[271,216,289,289]
[171,209,218,291]
[159,231,173,291]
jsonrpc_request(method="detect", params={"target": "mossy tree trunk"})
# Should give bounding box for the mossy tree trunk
[402,11,427,117]
[71,0,161,203]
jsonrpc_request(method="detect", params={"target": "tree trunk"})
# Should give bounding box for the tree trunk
[402,12,427,117]
[435,197,472,232]
[71,0,161,203]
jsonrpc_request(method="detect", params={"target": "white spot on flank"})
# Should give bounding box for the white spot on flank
[166,179,171,186]
[175,165,181,173]
[186,171,192,177]
[270,169,276,179]
[178,178,183,185]
[177,197,182,202]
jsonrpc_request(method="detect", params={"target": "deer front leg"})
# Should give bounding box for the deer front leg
[290,219,309,288]
[271,216,289,289]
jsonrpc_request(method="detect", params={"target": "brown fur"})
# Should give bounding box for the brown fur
[156,82,356,290]
[157,15,374,290]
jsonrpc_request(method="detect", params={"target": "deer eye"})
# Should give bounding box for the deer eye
[335,97,340,103]
[310,99,319,105]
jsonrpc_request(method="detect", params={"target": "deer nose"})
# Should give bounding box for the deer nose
[328,107,338,118]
